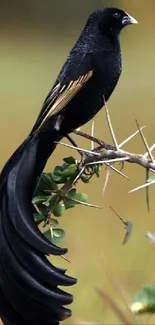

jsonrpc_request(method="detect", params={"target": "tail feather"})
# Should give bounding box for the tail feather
[0,285,35,325]
[2,197,74,287]
[0,262,70,324]
[0,198,74,305]
[0,121,77,324]
[7,153,67,256]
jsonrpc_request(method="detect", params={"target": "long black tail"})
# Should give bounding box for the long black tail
[0,118,77,325]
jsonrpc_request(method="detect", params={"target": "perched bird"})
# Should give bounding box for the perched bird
[32,7,138,136]
[0,7,137,325]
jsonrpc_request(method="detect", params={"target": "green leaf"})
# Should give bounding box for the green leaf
[67,188,76,198]
[53,202,65,217]
[63,190,88,209]
[67,191,88,204]
[53,165,66,177]
[38,173,58,191]
[52,228,65,244]
[66,164,78,176]
[33,194,60,216]
[74,192,88,203]
[43,229,52,242]
[50,218,59,227]
[54,165,64,172]
[131,285,155,314]
[63,198,76,210]
[63,156,76,165]
[81,175,90,183]
[43,194,59,208]
[54,164,77,178]
[50,172,63,182]
[63,188,76,209]
[43,227,65,244]
[35,202,49,217]
[33,213,46,226]
[32,195,50,205]
[94,165,101,177]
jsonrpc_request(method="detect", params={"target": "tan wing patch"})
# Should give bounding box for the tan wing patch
[38,70,93,130]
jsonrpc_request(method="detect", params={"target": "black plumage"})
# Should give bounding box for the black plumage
[0,7,137,325]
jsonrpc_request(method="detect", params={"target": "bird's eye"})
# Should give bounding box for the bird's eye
[113,12,121,19]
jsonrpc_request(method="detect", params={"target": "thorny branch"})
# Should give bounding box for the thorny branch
[56,103,155,200]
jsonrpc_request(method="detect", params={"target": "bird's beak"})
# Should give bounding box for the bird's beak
[122,13,138,26]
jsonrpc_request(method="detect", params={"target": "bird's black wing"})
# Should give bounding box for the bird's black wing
[31,53,93,134]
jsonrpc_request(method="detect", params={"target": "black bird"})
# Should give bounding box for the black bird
[0,7,137,325]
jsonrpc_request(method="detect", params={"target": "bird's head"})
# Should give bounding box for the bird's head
[87,7,138,35]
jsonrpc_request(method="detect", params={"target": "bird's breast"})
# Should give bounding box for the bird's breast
[93,50,122,98]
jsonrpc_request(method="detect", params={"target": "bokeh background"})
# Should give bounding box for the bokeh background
[0,0,155,323]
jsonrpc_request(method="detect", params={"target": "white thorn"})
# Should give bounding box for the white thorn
[129,180,155,193]
[118,127,145,149]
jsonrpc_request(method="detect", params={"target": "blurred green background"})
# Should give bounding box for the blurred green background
[1,0,155,323]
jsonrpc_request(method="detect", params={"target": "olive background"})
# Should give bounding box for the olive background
[0,1,155,324]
